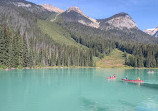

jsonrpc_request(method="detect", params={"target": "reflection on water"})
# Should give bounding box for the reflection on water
[122,81,143,86]
[81,97,108,111]
[142,83,158,90]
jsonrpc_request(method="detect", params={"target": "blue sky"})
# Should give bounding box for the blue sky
[27,0,158,30]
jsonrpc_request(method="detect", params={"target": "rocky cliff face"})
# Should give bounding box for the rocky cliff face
[41,4,64,13]
[60,7,99,28]
[98,13,138,30]
[144,27,158,37]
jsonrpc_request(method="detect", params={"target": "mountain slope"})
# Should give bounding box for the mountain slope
[96,49,131,68]
[61,22,158,45]
[41,4,64,13]
[37,20,86,47]
[58,7,99,28]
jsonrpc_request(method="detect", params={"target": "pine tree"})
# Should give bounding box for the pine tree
[0,27,5,66]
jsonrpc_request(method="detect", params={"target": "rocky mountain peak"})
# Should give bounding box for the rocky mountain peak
[66,6,87,17]
[98,12,138,30]
[108,12,137,29]
[41,4,64,13]
[66,7,81,13]
[63,6,99,28]
[110,12,129,18]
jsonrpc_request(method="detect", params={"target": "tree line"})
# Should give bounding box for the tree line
[0,25,93,68]
[119,43,158,68]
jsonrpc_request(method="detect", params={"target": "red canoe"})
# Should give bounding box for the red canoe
[5,68,9,71]
[122,79,143,83]
[108,77,116,79]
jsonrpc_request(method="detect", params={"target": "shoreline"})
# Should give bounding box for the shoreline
[1,66,158,70]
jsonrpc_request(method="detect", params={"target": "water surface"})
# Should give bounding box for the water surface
[0,68,158,111]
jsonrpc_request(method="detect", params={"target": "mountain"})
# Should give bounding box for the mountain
[144,27,158,37]
[57,9,137,30]
[57,9,153,44]
[57,10,157,44]
[41,4,64,13]
[58,7,99,28]
[97,13,138,30]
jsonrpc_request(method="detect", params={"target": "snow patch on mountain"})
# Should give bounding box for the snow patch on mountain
[13,2,31,7]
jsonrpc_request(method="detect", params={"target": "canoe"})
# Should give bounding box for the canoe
[122,79,143,83]
[5,69,9,71]
[108,77,116,79]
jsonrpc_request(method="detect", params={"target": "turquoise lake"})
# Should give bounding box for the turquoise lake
[0,68,158,111]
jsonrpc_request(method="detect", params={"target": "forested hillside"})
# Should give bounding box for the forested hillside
[0,25,93,68]
[59,22,158,68]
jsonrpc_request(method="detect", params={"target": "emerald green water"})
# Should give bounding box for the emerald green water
[0,68,158,111]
